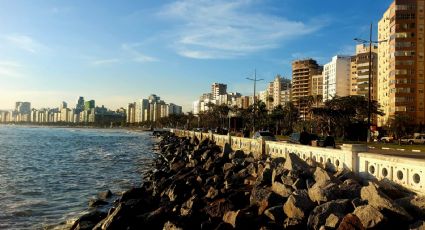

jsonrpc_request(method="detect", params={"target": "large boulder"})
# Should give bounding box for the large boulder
[338,179,362,199]
[264,205,285,225]
[250,187,285,215]
[325,213,343,229]
[180,195,201,216]
[204,198,235,218]
[410,220,425,230]
[395,196,425,219]
[313,167,334,186]
[222,210,241,228]
[307,199,352,230]
[271,181,293,198]
[71,210,107,230]
[360,182,412,222]
[353,205,386,229]
[283,153,310,176]
[283,190,315,220]
[308,182,339,204]
[337,214,365,230]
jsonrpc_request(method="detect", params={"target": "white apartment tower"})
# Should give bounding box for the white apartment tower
[323,55,351,101]
[211,83,227,100]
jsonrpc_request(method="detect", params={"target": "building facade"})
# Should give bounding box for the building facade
[292,59,322,119]
[211,83,227,100]
[378,0,425,126]
[323,56,351,101]
[350,44,378,100]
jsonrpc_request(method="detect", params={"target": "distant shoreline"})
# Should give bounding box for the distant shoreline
[0,123,152,132]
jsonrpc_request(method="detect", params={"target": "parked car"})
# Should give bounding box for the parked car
[252,131,277,141]
[400,134,425,145]
[380,136,394,143]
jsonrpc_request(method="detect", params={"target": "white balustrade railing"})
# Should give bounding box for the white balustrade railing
[169,129,425,195]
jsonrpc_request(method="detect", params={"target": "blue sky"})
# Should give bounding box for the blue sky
[0,0,393,112]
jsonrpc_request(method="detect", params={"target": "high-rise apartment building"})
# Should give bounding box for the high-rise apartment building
[15,102,31,115]
[211,83,227,100]
[311,74,323,97]
[76,96,85,112]
[350,44,378,100]
[323,56,351,101]
[84,100,95,110]
[266,75,291,109]
[378,0,425,126]
[292,59,322,118]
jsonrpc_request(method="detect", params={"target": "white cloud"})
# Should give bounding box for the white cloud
[0,61,24,79]
[4,35,45,53]
[121,43,159,63]
[337,45,355,56]
[158,0,327,59]
[91,58,120,65]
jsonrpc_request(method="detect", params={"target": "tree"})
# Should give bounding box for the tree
[388,114,411,139]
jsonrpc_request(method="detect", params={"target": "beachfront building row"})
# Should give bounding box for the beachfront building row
[0,97,126,124]
[126,94,183,124]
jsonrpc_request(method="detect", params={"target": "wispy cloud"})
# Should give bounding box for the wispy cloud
[0,61,24,78]
[158,0,328,59]
[91,58,120,65]
[121,43,159,63]
[4,35,45,53]
[336,44,355,56]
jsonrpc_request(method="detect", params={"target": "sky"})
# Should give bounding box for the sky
[0,0,393,112]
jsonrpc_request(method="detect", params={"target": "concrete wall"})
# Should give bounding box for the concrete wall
[170,129,425,195]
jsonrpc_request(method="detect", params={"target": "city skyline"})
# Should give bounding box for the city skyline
[0,0,392,112]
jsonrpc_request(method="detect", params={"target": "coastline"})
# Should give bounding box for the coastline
[66,132,425,229]
[0,123,152,132]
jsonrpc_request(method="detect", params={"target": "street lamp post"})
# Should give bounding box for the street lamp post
[246,69,263,132]
[355,23,387,143]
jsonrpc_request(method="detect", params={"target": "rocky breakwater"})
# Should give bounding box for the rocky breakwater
[71,133,425,229]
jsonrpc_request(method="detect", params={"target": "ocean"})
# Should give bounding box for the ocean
[0,125,156,229]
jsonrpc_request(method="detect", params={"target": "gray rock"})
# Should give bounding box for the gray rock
[89,199,108,207]
[283,218,304,229]
[353,205,386,229]
[308,182,339,204]
[396,196,425,218]
[246,163,258,178]
[284,153,310,176]
[307,199,352,230]
[229,150,245,159]
[271,181,293,198]
[163,221,183,230]
[292,178,306,190]
[180,195,199,216]
[71,210,107,230]
[250,187,285,215]
[221,143,232,158]
[360,182,412,221]
[338,179,361,199]
[376,179,412,200]
[313,167,334,186]
[337,213,365,230]
[325,213,342,229]
[206,187,219,199]
[283,190,315,220]
[264,206,285,224]
[223,163,233,172]
[222,210,240,228]
[98,190,113,200]
[410,220,425,230]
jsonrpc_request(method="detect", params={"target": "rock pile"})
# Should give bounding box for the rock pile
[70,133,425,230]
